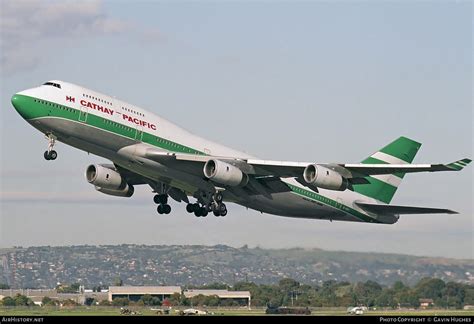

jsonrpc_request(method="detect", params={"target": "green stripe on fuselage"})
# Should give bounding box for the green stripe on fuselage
[286,184,382,223]
[14,94,206,155]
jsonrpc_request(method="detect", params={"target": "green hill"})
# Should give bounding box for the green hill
[0,245,472,288]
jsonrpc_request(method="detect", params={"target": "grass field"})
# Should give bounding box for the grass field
[1,307,473,316]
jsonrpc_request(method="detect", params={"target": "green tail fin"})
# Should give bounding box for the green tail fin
[352,136,422,204]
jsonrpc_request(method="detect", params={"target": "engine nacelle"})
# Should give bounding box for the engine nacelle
[203,159,248,187]
[95,186,134,198]
[303,164,348,191]
[85,164,133,197]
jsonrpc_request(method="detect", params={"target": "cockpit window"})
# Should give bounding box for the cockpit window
[43,82,61,89]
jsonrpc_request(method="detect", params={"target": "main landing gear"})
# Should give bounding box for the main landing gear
[151,185,228,218]
[154,194,171,214]
[186,192,227,218]
[44,134,58,161]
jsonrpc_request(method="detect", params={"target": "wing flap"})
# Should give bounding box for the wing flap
[355,202,458,215]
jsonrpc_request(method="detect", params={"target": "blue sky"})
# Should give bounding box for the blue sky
[0,1,472,258]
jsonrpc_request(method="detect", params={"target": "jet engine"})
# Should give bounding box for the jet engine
[85,164,134,197]
[203,159,248,187]
[303,164,348,191]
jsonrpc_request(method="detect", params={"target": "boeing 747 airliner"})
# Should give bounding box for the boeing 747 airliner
[11,80,471,224]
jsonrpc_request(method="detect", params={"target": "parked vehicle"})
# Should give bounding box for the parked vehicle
[266,305,311,315]
[182,308,208,316]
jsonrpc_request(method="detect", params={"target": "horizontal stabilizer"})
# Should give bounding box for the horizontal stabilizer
[355,202,458,215]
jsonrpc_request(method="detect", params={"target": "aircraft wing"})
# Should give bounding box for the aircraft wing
[340,159,472,176]
[247,158,472,178]
[142,150,293,196]
[144,150,471,179]
[114,164,149,185]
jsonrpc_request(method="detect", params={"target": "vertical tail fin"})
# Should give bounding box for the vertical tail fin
[352,136,422,204]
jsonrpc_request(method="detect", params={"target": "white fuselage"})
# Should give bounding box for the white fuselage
[12,80,394,224]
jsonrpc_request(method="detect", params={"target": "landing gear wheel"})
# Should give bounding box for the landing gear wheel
[200,208,208,217]
[49,150,57,160]
[154,194,168,205]
[157,204,171,214]
[219,203,227,217]
[44,151,51,160]
[213,210,220,217]
[186,204,195,213]
[194,208,202,217]
[157,205,164,214]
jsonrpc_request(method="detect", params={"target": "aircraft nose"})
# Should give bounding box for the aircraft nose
[11,94,20,110]
[11,93,32,119]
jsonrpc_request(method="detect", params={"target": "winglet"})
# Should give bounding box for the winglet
[446,158,472,171]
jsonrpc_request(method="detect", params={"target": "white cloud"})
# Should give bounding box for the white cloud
[0,0,130,74]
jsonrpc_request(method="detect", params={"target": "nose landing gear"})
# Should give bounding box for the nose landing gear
[44,134,58,161]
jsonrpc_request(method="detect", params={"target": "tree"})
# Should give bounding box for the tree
[112,298,129,306]
[199,282,229,290]
[56,283,81,293]
[393,281,406,291]
[204,295,220,307]
[441,282,466,309]
[0,283,10,289]
[139,295,161,306]
[150,296,162,306]
[375,289,397,308]
[42,297,57,306]
[415,278,446,301]
[279,278,300,292]
[464,287,474,306]
[70,283,80,292]
[398,292,420,308]
[62,299,79,307]
[139,294,161,306]
[98,300,111,306]
[14,294,34,306]
[168,293,183,306]
[1,296,15,306]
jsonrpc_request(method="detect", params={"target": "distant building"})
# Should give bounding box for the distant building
[108,286,181,302]
[419,299,434,309]
[1,287,251,308]
[0,289,108,305]
[183,289,251,308]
